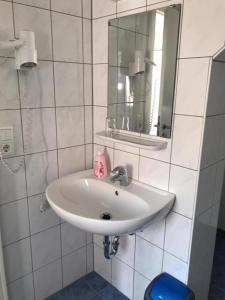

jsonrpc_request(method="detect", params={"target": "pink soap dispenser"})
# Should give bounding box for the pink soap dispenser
[94,150,107,178]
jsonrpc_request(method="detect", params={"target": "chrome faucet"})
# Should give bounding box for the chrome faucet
[110,166,129,186]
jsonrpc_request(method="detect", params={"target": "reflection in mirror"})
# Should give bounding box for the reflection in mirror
[107,5,181,138]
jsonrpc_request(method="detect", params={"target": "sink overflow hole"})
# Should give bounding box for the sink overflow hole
[100,213,112,220]
[115,191,119,196]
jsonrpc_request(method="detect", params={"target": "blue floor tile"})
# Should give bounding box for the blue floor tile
[99,284,129,300]
[46,271,129,300]
[46,278,97,300]
[91,295,104,300]
[84,272,109,292]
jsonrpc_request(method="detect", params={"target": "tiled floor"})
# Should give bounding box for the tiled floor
[209,230,225,299]
[46,271,129,300]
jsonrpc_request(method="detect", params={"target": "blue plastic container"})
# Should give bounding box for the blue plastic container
[144,273,195,300]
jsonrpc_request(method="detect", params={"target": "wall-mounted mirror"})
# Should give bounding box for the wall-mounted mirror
[107,5,181,138]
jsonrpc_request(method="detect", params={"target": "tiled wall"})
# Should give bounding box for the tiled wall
[0,0,93,299]
[92,1,225,300]
[1,0,225,300]
[188,52,225,299]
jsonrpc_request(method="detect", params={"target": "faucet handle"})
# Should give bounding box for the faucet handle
[111,166,127,175]
[111,166,129,186]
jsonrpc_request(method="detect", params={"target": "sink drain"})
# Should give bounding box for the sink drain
[100,213,112,220]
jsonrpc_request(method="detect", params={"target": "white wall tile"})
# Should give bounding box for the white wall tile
[28,194,60,235]
[112,258,134,299]
[51,0,82,16]
[0,110,23,155]
[163,252,188,284]
[0,58,19,110]
[87,232,93,244]
[93,16,114,64]
[54,62,83,107]
[83,19,92,64]
[84,64,93,106]
[93,106,107,136]
[139,156,170,190]
[211,203,221,230]
[117,0,146,13]
[133,271,150,300]
[116,235,135,268]
[19,61,54,108]
[0,1,14,42]
[52,12,82,62]
[93,64,108,106]
[196,165,217,216]
[0,198,30,245]
[94,244,111,283]
[62,247,86,287]
[117,6,146,20]
[87,243,94,273]
[114,149,139,180]
[201,115,224,168]
[175,58,210,116]
[218,117,225,161]
[86,144,93,169]
[58,145,85,177]
[135,236,163,280]
[92,0,116,18]
[115,142,139,155]
[171,115,203,170]
[207,61,225,115]
[214,161,225,205]
[188,209,214,300]
[0,0,93,297]
[95,136,114,149]
[165,212,192,262]
[0,157,26,204]
[83,0,92,19]
[31,225,61,270]
[8,273,34,300]
[146,0,161,5]
[22,108,57,153]
[169,165,198,219]
[61,222,86,256]
[180,0,225,58]
[85,106,93,144]
[137,220,165,249]
[93,234,104,248]
[15,0,50,9]
[4,238,32,283]
[56,107,85,148]
[34,259,62,300]
[14,4,52,60]
[25,150,58,196]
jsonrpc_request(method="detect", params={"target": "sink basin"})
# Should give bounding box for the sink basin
[46,169,175,235]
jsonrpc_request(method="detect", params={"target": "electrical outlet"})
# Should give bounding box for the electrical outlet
[0,127,15,156]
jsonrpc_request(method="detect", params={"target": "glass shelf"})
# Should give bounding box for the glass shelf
[96,131,168,151]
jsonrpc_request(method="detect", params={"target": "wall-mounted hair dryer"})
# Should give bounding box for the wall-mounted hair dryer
[0,30,37,70]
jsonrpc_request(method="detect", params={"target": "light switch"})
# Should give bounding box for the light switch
[0,127,15,156]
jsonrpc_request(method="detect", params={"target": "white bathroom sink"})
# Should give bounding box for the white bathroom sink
[46,169,175,235]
